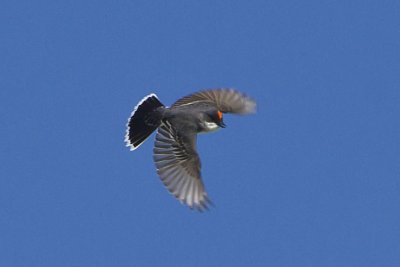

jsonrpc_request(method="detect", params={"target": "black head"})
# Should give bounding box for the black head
[207,110,226,128]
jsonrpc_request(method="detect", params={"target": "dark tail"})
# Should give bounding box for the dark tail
[125,94,165,150]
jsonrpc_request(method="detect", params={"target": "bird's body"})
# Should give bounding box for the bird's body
[125,89,256,211]
[164,103,223,133]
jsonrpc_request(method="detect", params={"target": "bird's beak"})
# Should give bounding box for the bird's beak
[219,121,226,128]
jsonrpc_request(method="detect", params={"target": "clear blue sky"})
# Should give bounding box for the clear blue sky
[1,0,399,266]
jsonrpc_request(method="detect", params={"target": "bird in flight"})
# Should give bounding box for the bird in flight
[125,89,256,211]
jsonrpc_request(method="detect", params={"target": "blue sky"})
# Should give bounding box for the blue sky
[1,0,399,266]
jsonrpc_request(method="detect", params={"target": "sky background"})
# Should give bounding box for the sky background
[1,0,400,266]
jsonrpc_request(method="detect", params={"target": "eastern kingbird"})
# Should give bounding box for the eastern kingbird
[125,89,256,211]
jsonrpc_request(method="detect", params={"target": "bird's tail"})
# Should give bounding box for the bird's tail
[125,94,165,150]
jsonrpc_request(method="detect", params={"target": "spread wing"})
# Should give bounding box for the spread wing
[153,121,211,211]
[172,88,256,114]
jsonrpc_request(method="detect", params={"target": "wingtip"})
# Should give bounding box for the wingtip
[188,194,213,212]
[246,100,257,114]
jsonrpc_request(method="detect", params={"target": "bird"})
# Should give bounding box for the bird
[125,88,256,211]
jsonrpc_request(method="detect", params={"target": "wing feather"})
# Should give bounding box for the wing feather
[172,88,256,114]
[153,121,210,210]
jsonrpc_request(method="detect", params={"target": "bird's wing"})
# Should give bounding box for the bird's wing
[172,88,256,114]
[153,121,211,211]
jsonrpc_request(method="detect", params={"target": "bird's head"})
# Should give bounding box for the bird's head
[205,110,226,130]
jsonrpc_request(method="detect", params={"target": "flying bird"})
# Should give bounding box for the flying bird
[125,89,256,211]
